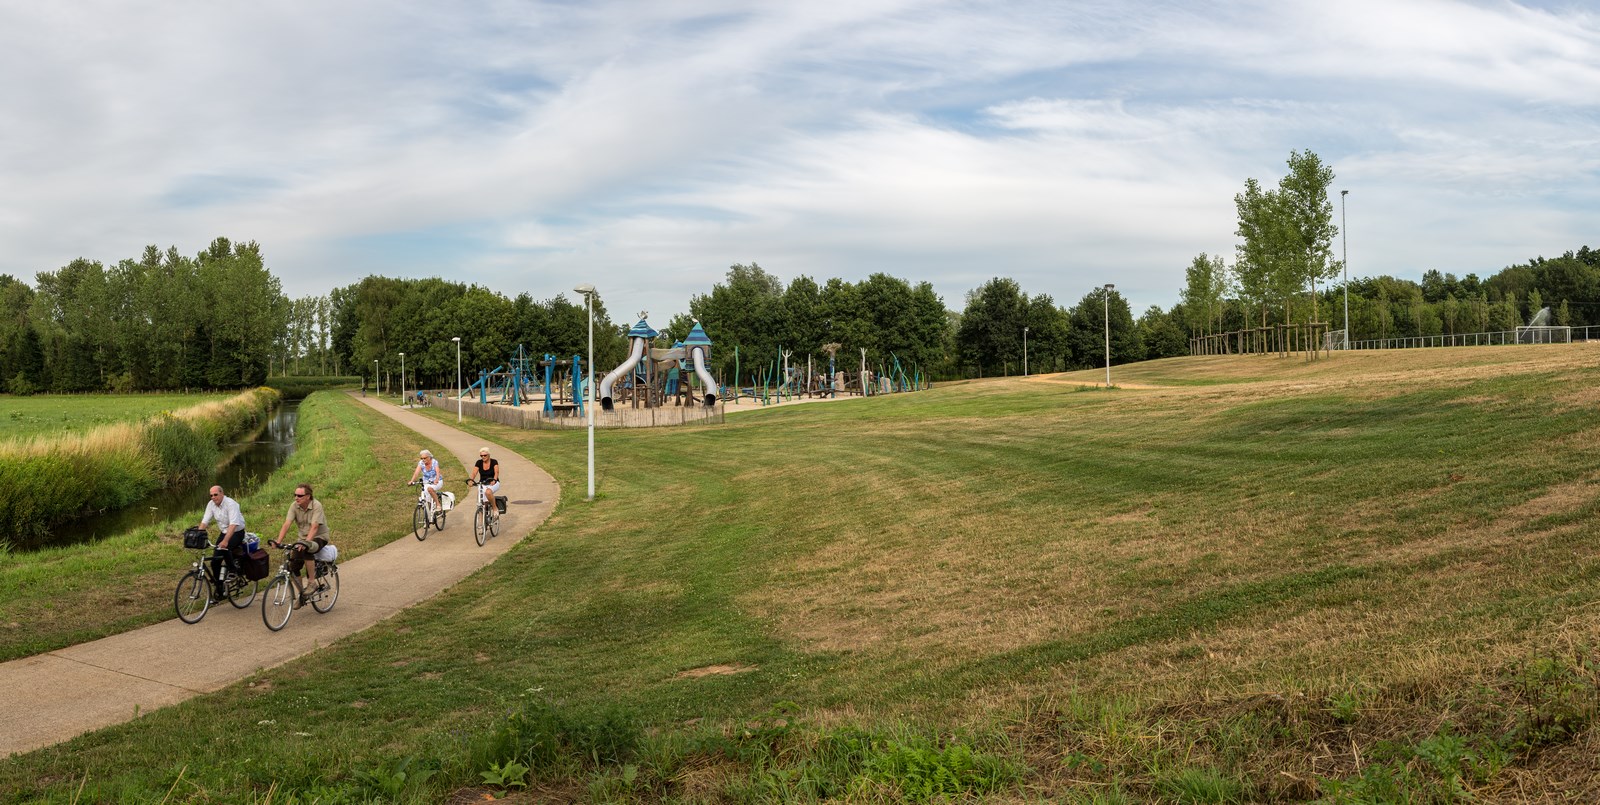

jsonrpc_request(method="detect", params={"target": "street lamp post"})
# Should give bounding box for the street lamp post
[574,283,597,501]
[398,352,406,405]
[1023,326,1029,377]
[373,359,378,396]
[1341,189,1349,349]
[451,337,462,422]
[1103,284,1115,388]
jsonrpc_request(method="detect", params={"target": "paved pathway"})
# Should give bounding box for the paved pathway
[0,394,558,758]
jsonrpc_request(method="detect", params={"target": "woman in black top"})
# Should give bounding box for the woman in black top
[470,447,501,515]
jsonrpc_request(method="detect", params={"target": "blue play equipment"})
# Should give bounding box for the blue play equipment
[465,345,540,407]
[540,353,585,416]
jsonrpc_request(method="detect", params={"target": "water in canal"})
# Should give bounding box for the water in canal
[24,401,301,549]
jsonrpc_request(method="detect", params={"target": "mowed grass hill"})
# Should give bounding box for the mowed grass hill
[6,346,1600,802]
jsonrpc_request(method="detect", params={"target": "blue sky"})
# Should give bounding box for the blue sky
[2,1,1597,321]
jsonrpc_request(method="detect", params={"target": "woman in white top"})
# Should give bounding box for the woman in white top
[407,449,445,511]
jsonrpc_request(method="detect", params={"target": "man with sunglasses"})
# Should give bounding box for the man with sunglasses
[270,483,330,607]
[195,485,247,603]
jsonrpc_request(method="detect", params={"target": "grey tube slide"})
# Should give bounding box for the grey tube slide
[690,346,718,406]
[599,337,647,410]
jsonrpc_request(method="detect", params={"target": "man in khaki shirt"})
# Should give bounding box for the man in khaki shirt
[271,482,330,607]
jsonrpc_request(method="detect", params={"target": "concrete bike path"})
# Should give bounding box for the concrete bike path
[0,394,559,758]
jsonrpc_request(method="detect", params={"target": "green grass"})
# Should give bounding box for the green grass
[5,347,1600,801]
[0,392,232,441]
[0,392,465,662]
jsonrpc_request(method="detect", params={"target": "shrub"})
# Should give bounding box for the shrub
[6,373,36,396]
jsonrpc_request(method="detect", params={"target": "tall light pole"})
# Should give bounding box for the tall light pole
[1103,284,1115,388]
[1341,189,1350,349]
[373,359,378,396]
[398,352,406,405]
[1023,326,1029,377]
[574,283,597,501]
[451,337,462,422]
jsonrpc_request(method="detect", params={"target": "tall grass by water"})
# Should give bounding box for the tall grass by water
[7,347,1600,801]
[0,388,280,547]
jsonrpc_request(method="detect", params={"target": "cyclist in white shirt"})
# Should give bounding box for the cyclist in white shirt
[408,449,445,511]
[196,485,247,601]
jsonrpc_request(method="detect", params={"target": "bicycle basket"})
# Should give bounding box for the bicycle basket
[182,527,209,549]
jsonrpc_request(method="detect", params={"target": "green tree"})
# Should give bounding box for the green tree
[1067,287,1139,371]
[1137,305,1187,360]
[956,277,1026,376]
[1180,253,1228,336]
[689,263,784,380]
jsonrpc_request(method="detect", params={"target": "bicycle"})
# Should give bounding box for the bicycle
[467,479,502,547]
[408,480,448,540]
[174,530,259,624]
[261,541,340,631]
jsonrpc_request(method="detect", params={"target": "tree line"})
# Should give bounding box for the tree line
[1176,149,1600,345]
[0,238,285,394]
[8,195,1595,396]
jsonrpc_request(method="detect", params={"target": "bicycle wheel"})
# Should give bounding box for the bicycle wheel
[435,508,447,530]
[227,573,258,608]
[262,575,294,631]
[488,508,500,539]
[312,564,340,613]
[474,506,488,546]
[174,569,211,624]
[413,502,429,541]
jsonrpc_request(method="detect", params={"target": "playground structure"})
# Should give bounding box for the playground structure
[1190,322,1332,362]
[446,315,930,427]
[460,344,587,417]
[725,342,928,406]
[600,316,719,411]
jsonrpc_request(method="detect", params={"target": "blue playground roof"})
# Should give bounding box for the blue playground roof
[682,321,713,347]
[627,319,659,339]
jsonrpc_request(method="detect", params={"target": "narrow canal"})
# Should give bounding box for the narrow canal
[25,401,300,549]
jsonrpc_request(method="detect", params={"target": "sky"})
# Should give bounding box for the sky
[2,0,1598,321]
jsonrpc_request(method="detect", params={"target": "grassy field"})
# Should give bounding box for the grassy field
[0,393,233,441]
[0,392,465,662]
[5,347,1600,802]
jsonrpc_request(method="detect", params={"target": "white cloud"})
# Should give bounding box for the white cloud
[0,0,1596,319]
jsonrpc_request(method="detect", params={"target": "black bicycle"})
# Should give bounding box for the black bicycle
[261,541,340,631]
[174,529,258,624]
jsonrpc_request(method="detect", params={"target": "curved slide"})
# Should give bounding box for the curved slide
[599,336,647,410]
[690,345,718,406]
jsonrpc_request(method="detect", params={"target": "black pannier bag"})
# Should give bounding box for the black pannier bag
[243,549,270,580]
[182,527,209,549]
[495,496,508,515]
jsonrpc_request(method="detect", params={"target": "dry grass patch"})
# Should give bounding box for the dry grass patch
[674,663,758,679]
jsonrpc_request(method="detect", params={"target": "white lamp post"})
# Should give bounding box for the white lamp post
[398,352,406,405]
[574,283,597,501]
[1023,326,1029,377]
[1341,189,1349,349]
[373,359,378,396]
[1103,284,1115,388]
[451,337,462,422]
